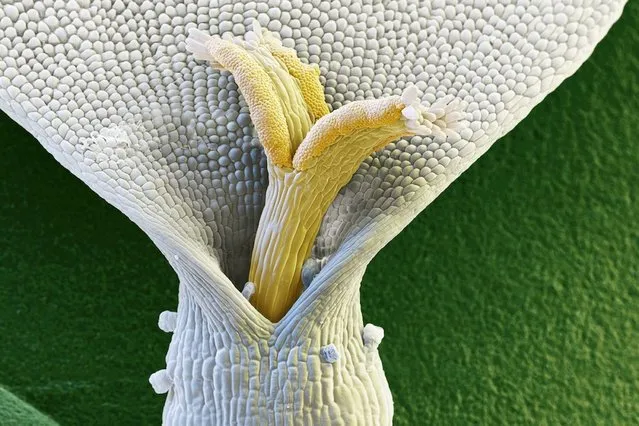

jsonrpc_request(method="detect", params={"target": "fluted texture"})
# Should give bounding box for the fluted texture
[161,261,392,425]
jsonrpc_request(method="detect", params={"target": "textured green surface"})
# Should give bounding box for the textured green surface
[1,5,638,426]
[0,387,57,425]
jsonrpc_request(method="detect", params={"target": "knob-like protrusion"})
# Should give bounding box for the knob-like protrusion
[242,282,256,300]
[362,323,385,349]
[158,311,177,333]
[301,258,321,289]
[320,344,340,363]
[149,369,172,394]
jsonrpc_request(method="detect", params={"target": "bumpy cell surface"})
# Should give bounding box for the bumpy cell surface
[0,0,626,286]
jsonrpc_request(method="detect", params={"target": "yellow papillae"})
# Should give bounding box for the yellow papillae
[206,39,294,168]
[267,43,330,121]
[190,24,425,321]
[293,97,405,170]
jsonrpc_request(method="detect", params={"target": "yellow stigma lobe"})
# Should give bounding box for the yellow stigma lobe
[205,38,294,168]
[293,97,406,171]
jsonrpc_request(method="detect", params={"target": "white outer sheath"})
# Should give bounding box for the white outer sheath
[161,267,392,425]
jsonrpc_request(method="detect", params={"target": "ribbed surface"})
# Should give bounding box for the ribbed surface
[162,279,392,425]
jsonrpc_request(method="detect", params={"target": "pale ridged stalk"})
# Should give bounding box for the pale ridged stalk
[159,260,392,425]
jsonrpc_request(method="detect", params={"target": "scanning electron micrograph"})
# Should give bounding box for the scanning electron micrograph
[0,1,635,425]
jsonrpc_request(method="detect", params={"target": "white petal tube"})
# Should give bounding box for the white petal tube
[162,266,392,425]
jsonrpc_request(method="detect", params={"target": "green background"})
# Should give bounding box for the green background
[1,4,637,425]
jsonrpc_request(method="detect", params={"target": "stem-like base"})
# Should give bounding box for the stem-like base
[160,279,392,425]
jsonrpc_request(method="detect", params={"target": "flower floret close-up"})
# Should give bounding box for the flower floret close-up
[0,0,630,424]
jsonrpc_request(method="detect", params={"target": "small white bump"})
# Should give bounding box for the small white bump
[301,258,322,289]
[158,311,177,333]
[4,5,19,22]
[241,282,256,300]
[149,369,172,394]
[401,85,419,105]
[362,324,385,348]
[320,344,340,363]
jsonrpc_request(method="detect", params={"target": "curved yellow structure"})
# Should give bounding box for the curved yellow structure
[188,23,462,321]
